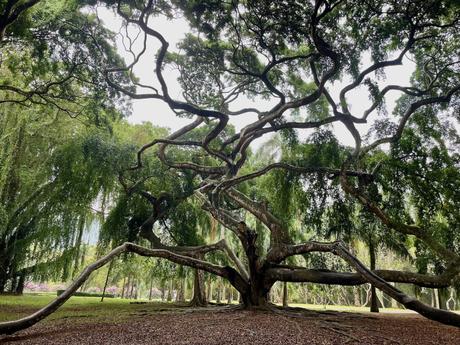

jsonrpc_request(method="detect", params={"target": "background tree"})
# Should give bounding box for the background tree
[1,0,460,334]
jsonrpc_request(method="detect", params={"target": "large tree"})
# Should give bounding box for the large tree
[1,0,460,334]
[0,0,132,291]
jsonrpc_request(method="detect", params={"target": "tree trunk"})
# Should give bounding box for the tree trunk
[438,288,449,310]
[9,275,17,293]
[0,245,9,293]
[15,275,25,295]
[207,280,212,301]
[100,261,113,302]
[121,277,126,298]
[190,269,207,306]
[161,281,166,301]
[369,240,379,313]
[227,286,233,304]
[216,281,221,303]
[128,280,133,299]
[353,286,360,306]
[433,289,440,308]
[282,281,288,307]
[148,278,154,301]
[176,279,185,302]
[167,279,173,302]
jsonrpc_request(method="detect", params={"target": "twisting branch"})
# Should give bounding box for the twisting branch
[216,163,373,191]
[224,188,290,246]
[265,266,454,289]
[339,172,460,267]
[361,84,460,155]
[266,240,460,327]
[0,242,248,335]
[332,242,460,327]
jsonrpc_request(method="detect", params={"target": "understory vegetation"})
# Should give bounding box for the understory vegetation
[0,0,460,337]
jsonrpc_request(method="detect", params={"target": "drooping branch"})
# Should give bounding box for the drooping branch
[0,242,247,335]
[361,84,460,155]
[332,241,460,327]
[267,240,460,327]
[340,173,460,265]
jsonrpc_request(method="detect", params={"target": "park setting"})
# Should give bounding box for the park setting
[0,0,460,343]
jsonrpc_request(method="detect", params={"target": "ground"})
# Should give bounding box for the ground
[0,295,459,344]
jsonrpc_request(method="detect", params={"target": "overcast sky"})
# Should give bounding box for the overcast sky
[97,7,415,149]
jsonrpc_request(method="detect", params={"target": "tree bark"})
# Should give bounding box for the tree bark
[216,281,221,303]
[353,287,360,306]
[369,240,379,313]
[167,279,172,302]
[160,281,166,301]
[100,261,113,302]
[227,286,233,304]
[207,280,212,301]
[176,279,185,302]
[15,272,25,295]
[129,279,135,299]
[148,277,154,301]
[121,277,126,299]
[190,269,207,306]
[282,281,288,307]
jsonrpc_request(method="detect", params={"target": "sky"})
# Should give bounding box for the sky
[96,6,415,149]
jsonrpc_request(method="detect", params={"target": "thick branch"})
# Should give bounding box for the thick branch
[225,188,290,245]
[265,266,455,288]
[333,242,460,327]
[0,242,247,335]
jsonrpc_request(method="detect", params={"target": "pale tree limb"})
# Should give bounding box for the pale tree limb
[332,242,460,327]
[0,242,247,335]
[266,239,460,327]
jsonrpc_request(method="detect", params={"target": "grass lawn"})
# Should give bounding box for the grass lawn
[0,293,180,323]
[1,294,459,345]
[0,293,416,325]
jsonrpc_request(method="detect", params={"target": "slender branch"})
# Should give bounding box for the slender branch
[340,173,460,264]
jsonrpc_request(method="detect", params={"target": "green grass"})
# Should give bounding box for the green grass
[1,294,431,325]
[0,293,182,323]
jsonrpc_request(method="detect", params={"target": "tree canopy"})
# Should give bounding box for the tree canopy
[1,0,460,334]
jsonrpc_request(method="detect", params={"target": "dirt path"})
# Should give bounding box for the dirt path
[1,309,459,344]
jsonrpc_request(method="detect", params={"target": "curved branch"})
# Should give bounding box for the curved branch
[362,84,460,154]
[269,239,460,327]
[0,242,247,335]
[340,173,460,264]
[332,241,460,327]
[224,188,290,245]
[265,266,455,288]
[218,163,372,191]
